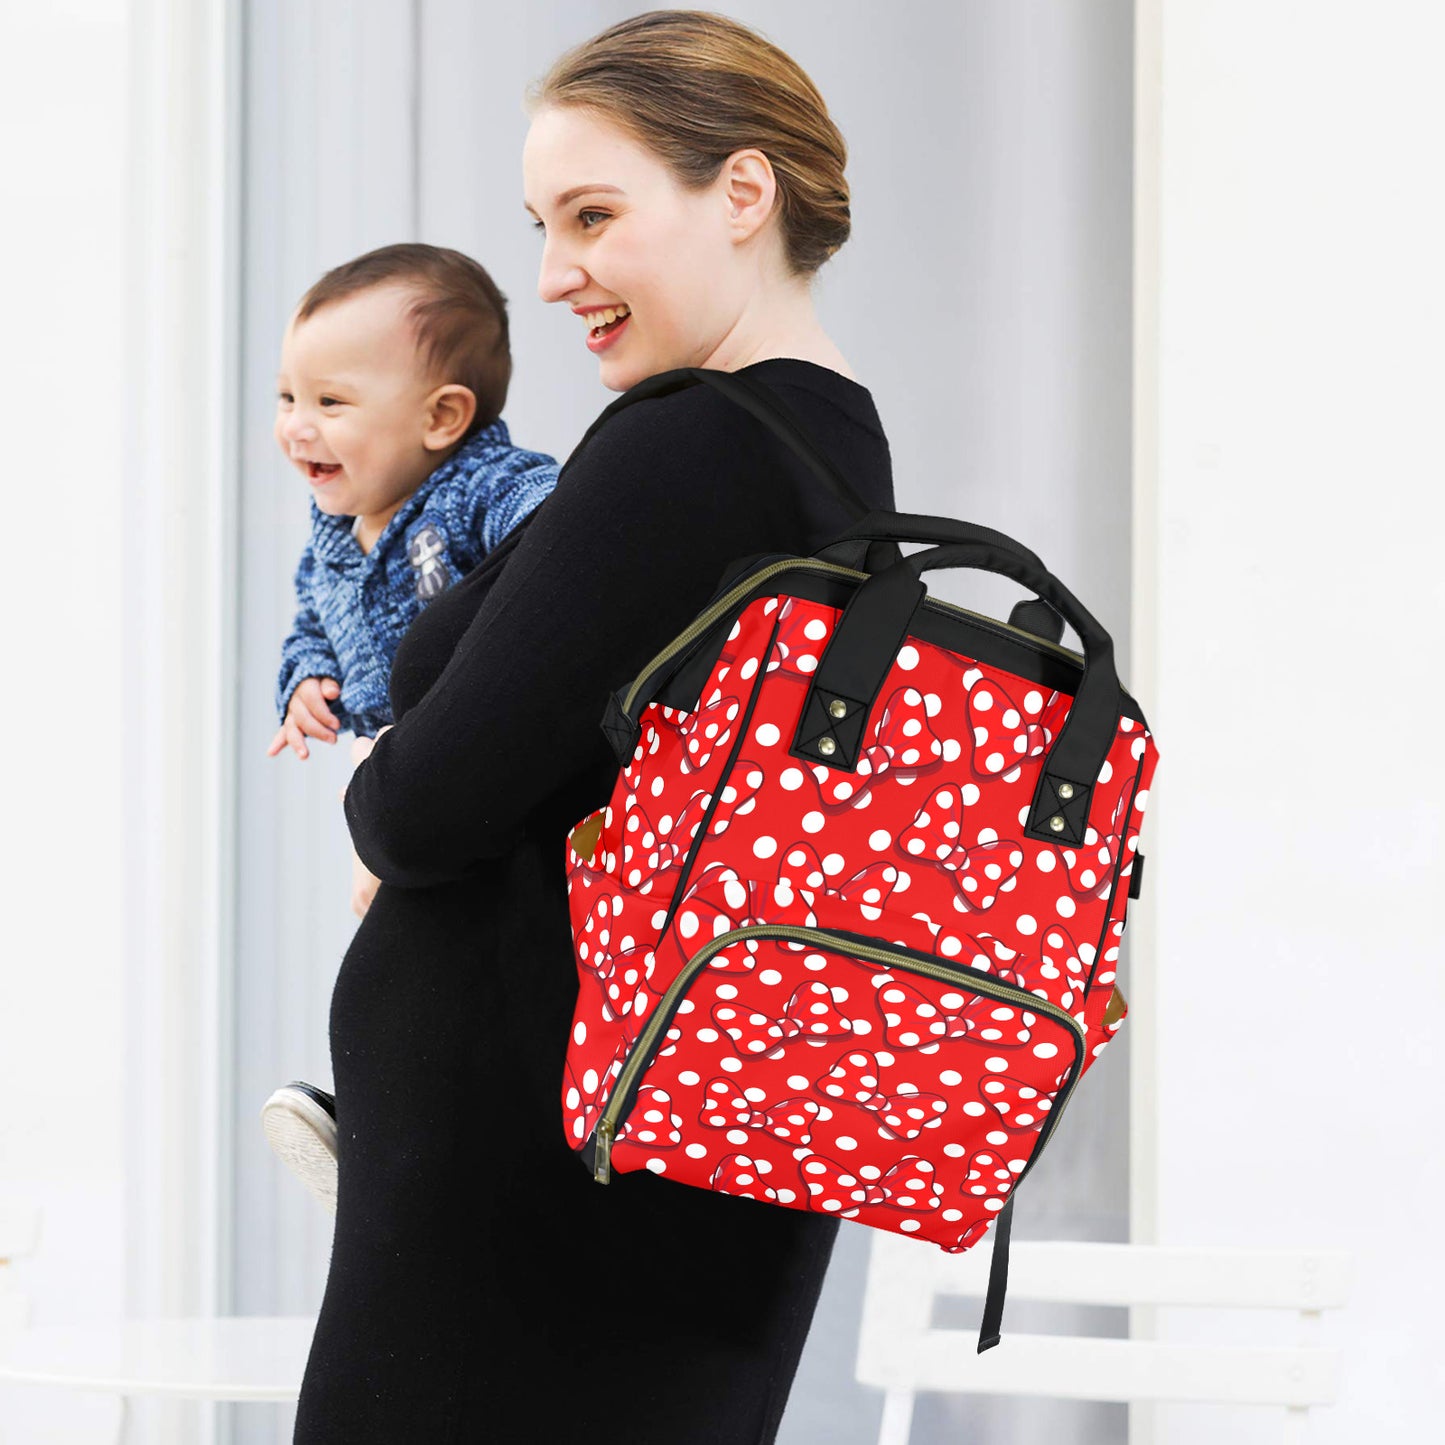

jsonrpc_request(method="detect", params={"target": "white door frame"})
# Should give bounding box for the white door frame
[121,0,241,1438]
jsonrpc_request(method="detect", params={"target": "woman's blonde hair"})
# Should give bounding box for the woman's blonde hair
[525,9,850,278]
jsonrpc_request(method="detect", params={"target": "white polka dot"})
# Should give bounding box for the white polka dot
[1033,1042,1059,1059]
[1016,914,1037,935]
[939,1069,962,1086]
[779,767,805,791]
[974,690,993,711]
[679,910,699,938]
[759,969,783,986]
[583,1069,599,1093]
[802,811,825,834]
[1134,789,1149,811]
[897,645,920,671]
[1035,852,1056,874]
[645,1158,667,1174]
[753,722,781,747]
[1056,896,1076,918]
[753,836,778,859]
[685,1143,708,1159]
[835,1136,858,1151]
[822,853,845,875]
[1023,690,1043,714]
[788,1075,810,1090]
[572,1021,587,1045]
[804,618,828,641]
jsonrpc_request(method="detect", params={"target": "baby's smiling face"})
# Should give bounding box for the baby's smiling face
[274,283,472,530]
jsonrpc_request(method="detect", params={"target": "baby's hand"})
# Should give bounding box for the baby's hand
[267,676,343,760]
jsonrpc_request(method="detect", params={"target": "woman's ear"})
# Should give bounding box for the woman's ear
[424,385,478,449]
[721,147,778,245]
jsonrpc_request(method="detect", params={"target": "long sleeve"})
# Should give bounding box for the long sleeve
[342,393,815,888]
[276,541,347,725]
[478,459,559,553]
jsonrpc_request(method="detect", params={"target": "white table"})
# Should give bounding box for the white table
[0,1316,315,1402]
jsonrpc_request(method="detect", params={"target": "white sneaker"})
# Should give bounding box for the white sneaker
[261,1081,338,1213]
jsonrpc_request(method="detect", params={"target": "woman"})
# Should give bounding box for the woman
[292,11,895,1442]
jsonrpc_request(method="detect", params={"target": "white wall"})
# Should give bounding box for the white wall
[0,2,129,1440]
[1140,2,1445,1439]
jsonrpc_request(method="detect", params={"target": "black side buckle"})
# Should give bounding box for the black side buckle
[1128,850,1145,899]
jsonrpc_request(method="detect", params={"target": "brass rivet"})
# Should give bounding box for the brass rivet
[1049,815,1066,833]
[1058,782,1075,801]
[828,699,848,720]
[818,737,837,757]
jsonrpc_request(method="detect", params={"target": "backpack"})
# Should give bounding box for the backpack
[560,368,1159,1352]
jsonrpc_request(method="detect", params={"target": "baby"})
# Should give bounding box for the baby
[261,243,558,1210]
[267,241,558,759]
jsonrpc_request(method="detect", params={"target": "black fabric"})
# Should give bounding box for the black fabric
[292,358,895,1445]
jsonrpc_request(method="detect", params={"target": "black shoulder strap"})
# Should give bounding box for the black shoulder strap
[556,366,873,521]
[976,1194,1013,1353]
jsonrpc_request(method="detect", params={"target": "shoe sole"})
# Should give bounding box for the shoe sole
[261,1086,339,1214]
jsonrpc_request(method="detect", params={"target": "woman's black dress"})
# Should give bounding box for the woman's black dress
[292,358,895,1444]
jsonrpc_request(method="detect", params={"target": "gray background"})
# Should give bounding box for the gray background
[230,2,1134,1440]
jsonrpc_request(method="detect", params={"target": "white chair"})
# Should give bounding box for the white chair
[0,1203,41,1334]
[1,1202,311,1440]
[855,1231,1351,1443]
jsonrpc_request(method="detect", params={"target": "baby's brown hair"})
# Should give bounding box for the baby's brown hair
[296,243,512,437]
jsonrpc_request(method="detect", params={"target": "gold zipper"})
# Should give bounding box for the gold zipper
[591,923,1086,1185]
[621,559,1083,718]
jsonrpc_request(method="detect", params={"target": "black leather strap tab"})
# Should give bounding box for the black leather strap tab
[600,690,641,766]
[788,561,926,769]
[1026,771,1094,846]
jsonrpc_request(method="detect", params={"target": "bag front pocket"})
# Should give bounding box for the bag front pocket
[586,924,1086,1253]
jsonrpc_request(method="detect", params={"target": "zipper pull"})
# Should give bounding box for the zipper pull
[593,1119,613,1184]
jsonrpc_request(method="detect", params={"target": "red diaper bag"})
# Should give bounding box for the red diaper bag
[560,369,1160,1351]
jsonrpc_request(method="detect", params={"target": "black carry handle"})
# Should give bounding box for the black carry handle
[814,509,1048,574]
[790,537,1122,847]
[559,366,875,521]
[814,510,1067,642]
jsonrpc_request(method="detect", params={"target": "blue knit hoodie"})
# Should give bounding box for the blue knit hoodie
[275,416,557,737]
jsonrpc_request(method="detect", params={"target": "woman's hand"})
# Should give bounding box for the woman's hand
[349,723,392,767]
[349,842,382,919]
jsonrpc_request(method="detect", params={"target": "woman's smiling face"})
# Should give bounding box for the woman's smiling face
[523,105,769,391]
